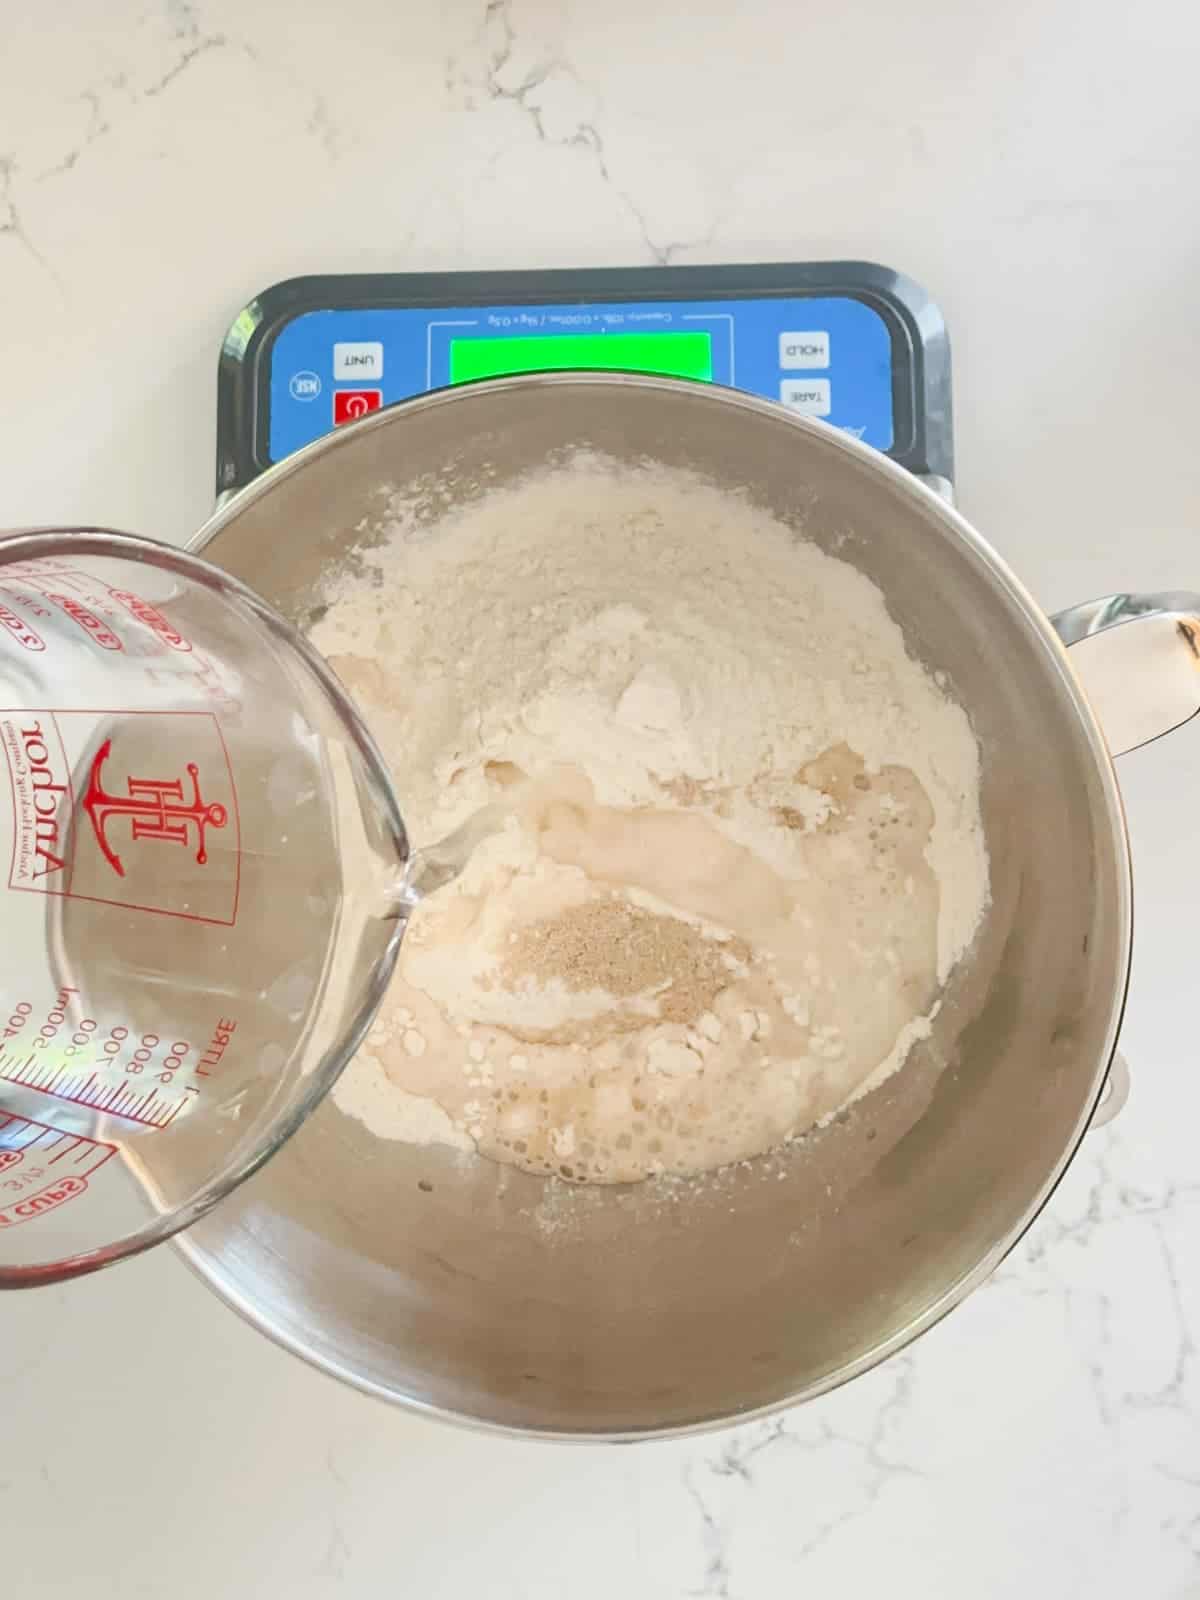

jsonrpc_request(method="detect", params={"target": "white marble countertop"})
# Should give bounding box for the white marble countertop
[3,1,1200,1593]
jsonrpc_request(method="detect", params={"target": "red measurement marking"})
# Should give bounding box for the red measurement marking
[105,589,191,652]
[0,595,46,652]
[196,1017,237,1078]
[41,592,124,651]
[160,1095,186,1128]
[0,1115,116,1229]
[0,1046,178,1130]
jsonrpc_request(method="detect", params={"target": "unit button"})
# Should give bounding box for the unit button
[333,341,384,380]
[779,378,831,415]
[779,331,830,369]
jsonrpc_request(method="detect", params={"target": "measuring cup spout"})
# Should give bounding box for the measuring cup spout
[394,802,508,908]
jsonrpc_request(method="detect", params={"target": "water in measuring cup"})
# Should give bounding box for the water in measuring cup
[0,536,412,1278]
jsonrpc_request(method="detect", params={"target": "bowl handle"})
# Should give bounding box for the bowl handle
[1086,1049,1131,1132]
[1051,592,1200,758]
[1051,594,1200,1133]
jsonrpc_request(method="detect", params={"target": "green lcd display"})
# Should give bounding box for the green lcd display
[449,330,713,385]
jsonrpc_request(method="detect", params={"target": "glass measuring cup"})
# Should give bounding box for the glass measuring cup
[0,529,411,1285]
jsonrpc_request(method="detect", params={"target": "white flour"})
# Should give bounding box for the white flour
[312,454,989,1183]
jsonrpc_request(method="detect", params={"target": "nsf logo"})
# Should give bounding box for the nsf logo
[289,370,322,402]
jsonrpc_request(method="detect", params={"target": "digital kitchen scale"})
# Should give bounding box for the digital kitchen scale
[216,261,953,501]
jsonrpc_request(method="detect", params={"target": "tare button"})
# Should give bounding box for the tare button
[333,341,384,380]
[779,331,830,369]
[779,378,831,415]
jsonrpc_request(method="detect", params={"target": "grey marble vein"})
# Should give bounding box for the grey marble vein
[0,155,62,288]
[444,0,724,266]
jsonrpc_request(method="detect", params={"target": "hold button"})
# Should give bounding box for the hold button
[779,331,830,369]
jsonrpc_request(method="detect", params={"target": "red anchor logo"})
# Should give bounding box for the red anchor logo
[82,737,228,878]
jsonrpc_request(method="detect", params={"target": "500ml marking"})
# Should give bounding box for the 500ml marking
[0,985,228,1129]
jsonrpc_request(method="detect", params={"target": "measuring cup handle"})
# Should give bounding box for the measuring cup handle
[1051,591,1200,759]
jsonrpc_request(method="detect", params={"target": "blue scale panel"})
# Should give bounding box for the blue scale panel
[266,294,895,466]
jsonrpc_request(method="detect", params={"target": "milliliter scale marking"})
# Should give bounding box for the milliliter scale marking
[0,988,205,1130]
[0,1042,184,1128]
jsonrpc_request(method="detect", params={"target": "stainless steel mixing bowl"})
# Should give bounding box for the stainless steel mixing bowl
[176,373,1197,1438]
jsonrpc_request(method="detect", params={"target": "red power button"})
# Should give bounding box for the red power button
[333,390,383,425]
